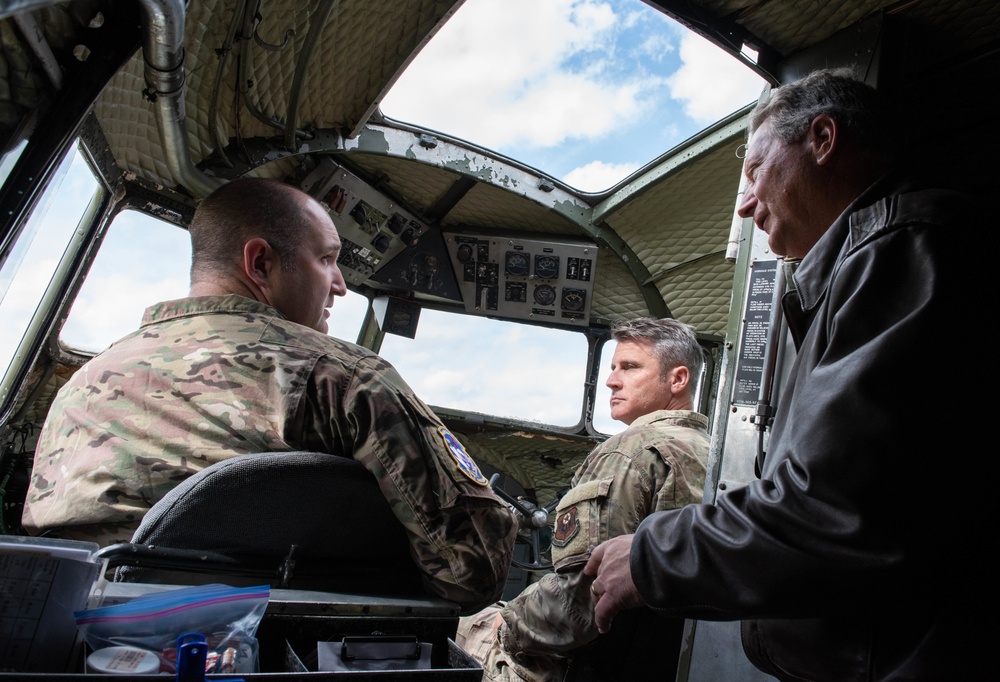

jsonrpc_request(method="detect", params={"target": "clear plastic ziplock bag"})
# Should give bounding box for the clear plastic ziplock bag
[74,583,269,674]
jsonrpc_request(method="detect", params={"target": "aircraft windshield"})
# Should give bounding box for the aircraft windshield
[381,0,765,192]
[379,309,591,428]
[0,145,99,380]
[61,210,192,354]
[57,212,600,432]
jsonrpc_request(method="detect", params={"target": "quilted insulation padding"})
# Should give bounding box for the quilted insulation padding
[698,0,895,56]
[657,256,736,335]
[94,0,460,187]
[1,20,39,134]
[898,0,1000,70]
[589,249,649,324]
[345,151,461,215]
[693,0,997,63]
[442,181,582,236]
[460,431,598,510]
[605,139,744,336]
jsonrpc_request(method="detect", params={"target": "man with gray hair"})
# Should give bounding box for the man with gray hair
[585,69,994,679]
[458,316,710,681]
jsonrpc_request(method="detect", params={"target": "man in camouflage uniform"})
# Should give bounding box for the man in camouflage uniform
[22,178,516,612]
[457,317,710,680]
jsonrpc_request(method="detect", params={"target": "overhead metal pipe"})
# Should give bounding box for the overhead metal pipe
[136,0,224,198]
[2,0,224,198]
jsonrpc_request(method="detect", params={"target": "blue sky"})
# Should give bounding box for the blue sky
[381,0,764,191]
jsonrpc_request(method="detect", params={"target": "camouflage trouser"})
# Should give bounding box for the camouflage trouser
[456,604,567,682]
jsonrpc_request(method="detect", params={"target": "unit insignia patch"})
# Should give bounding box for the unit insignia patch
[439,426,489,486]
[553,507,580,546]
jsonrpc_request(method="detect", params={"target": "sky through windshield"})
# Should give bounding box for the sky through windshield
[2,0,763,436]
[382,0,764,192]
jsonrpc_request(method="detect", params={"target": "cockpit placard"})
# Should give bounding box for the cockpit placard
[733,260,778,406]
[443,230,598,326]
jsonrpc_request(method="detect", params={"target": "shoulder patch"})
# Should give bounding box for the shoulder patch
[438,426,488,486]
[552,507,580,546]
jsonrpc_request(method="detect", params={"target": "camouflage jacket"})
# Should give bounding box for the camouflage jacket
[498,410,709,673]
[23,295,515,609]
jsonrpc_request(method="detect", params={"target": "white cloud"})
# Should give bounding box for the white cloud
[382,0,661,151]
[667,32,766,123]
[61,272,190,352]
[620,9,644,30]
[563,160,640,192]
[379,311,588,426]
[382,0,760,190]
[635,31,675,62]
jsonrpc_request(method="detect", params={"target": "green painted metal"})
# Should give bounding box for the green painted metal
[592,109,750,225]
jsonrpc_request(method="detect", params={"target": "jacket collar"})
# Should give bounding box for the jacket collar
[142,294,282,326]
[790,174,899,312]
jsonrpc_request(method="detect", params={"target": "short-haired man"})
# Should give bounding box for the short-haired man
[23,177,516,612]
[458,317,710,681]
[585,69,995,679]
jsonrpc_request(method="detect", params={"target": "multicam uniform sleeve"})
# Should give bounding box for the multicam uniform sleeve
[499,442,668,655]
[308,354,516,614]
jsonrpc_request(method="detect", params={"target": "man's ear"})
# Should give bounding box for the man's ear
[808,114,839,166]
[668,365,690,396]
[243,237,276,289]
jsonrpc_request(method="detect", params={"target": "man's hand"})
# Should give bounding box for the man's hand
[584,534,645,634]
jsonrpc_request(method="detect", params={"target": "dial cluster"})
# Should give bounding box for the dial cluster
[446,231,597,326]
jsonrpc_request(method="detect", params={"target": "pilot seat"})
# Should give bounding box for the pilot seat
[96,451,481,677]
[104,451,423,593]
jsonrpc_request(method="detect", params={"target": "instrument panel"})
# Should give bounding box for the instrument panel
[302,159,597,328]
[301,159,460,301]
[444,230,598,326]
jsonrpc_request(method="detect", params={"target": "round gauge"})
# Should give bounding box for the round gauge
[534,284,556,306]
[561,288,586,311]
[534,255,559,279]
[505,251,530,276]
[456,243,474,262]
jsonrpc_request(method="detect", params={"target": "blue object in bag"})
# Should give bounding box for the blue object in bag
[75,584,268,675]
[176,634,207,682]
[174,632,246,682]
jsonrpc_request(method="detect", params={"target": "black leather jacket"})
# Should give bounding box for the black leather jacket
[630,176,997,681]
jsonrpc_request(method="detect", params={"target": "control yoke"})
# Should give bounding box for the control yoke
[489,474,565,572]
